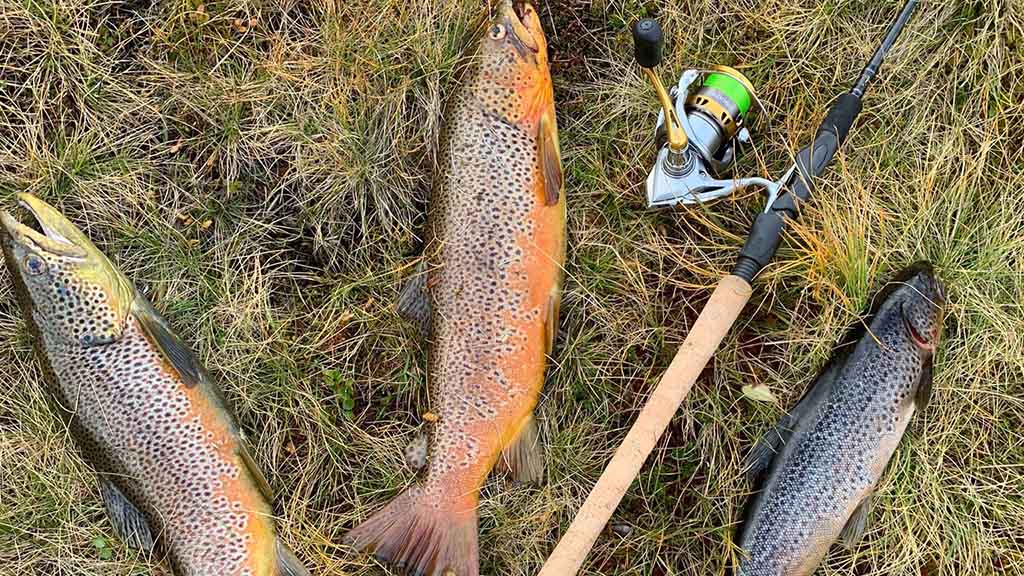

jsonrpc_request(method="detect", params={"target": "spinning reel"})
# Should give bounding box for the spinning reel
[633,19,780,207]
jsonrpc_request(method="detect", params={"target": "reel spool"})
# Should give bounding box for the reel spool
[681,67,755,165]
[634,19,778,207]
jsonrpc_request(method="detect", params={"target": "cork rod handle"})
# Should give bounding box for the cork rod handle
[538,274,753,576]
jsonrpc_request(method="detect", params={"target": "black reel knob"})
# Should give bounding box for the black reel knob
[632,18,663,68]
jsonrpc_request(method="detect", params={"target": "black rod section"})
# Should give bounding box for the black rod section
[852,0,919,97]
[733,0,918,283]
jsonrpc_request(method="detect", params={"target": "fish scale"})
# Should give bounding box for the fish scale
[737,264,945,575]
[345,2,564,575]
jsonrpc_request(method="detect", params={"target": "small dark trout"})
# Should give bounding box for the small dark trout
[345,1,564,575]
[737,263,946,576]
[1,194,309,576]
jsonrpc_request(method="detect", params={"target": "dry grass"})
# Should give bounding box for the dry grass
[0,0,1021,575]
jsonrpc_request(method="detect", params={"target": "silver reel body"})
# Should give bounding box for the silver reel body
[646,70,779,207]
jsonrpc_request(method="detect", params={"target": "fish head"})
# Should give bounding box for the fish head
[0,193,134,346]
[886,262,946,353]
[475,1,551,123]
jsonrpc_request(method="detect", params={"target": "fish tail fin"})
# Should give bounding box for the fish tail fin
[275,538,311,576]
[345,486,479,576]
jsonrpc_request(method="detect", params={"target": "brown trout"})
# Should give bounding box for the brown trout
[345,2,564,575]
[736,263,946,575]
[0,194,309,576]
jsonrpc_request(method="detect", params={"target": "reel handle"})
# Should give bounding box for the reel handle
[632,18,687,151]
[632,18,663,68]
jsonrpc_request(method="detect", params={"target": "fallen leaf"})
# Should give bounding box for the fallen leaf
[742,384,777,404]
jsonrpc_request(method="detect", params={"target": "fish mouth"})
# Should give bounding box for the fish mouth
[0,194,86,259]
[505,0,541,53]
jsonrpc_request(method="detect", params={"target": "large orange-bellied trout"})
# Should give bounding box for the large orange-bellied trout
[737,263,946,575]
[0,193,309,576]
[345,1,564,575]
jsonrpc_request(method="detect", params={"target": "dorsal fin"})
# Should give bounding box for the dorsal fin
[396,263,432,336]
[538,114,562,206]
[738,360,844,538]
[133,297,207,389]
[743,361,838,484]
[239,440,273,501]
[99,477,155,552]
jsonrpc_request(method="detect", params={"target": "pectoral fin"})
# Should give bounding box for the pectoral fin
[276,539,311,576]
[396,266,432,336]
[839,493,873,548]
[497,413,544,485]
[538,115,562,207]
[915,356,934,411]
[99,477,155,552]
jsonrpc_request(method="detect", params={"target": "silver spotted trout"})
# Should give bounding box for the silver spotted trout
[737,263,946,575]
[0,194,309,576]
[345,1,564,575]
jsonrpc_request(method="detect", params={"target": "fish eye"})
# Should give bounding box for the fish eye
[23,254,46,276]
[489,24,506,40]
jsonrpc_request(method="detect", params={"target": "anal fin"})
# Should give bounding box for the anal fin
[496,414,544,485]
[839,493,873,549]
[397,266,432,335]
[276,538,311,576]
[99,477,155,552]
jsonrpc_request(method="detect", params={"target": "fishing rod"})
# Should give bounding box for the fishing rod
[538,1,919,574]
